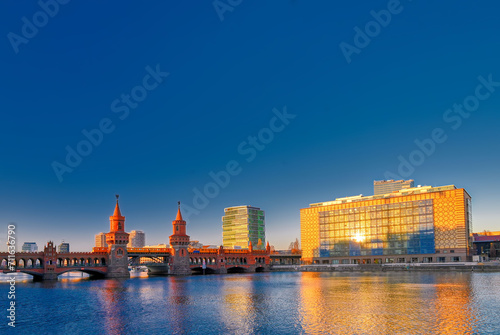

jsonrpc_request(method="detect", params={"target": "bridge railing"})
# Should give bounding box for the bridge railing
[188,248,271,256]
[127,248,172,254]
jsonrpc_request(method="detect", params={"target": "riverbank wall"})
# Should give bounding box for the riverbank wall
[271,262,500,273]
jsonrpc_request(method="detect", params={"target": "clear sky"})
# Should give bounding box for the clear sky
[1,1,500,251]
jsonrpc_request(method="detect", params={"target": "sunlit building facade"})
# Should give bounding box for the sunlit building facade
[222,206,265,249]
[301,185,472,264]
[95,232,108,248]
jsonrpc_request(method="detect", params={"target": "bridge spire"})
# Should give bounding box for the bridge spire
[176,201,183,221]
[113,194,122,217]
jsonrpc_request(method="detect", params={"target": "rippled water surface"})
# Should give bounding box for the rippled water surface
[1,271,499,334]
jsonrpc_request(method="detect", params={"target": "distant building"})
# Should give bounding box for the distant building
[95,232,108,248]
[127,230,145,248]
[374,179,414,195]
[222,205,265,249]
[189,240,204,248]
[21,242,38,252]
[472,232,500,259]
[58,242,70,253]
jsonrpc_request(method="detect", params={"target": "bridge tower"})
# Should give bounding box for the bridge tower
[169,202,191,275]
[105,195,130,278]
[42,241,58,280]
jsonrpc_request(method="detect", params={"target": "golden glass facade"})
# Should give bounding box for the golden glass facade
[300,185,472,264]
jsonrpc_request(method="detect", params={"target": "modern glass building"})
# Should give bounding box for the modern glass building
[374,179,414,195]
[222,206,265,249]
[301,185,472,264]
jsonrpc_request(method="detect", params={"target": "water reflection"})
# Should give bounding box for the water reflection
[168,278,192,334]
[220,275,258,334]
[98,279,128,335]
[1,272,498,334]
[300,272,479,334]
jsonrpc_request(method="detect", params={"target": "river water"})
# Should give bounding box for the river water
[1,271,499,334]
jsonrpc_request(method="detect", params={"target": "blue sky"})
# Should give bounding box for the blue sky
[1,1,500,251]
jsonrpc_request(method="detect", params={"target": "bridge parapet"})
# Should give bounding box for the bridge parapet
[127,247,172,254]
[58,252,104,256]
[0,252,44,257]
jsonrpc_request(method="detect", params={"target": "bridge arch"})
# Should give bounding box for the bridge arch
[190,266,216,275]
[18,258,25,268]
[227,266,246,274]
[16,270,44,281]
[57,268,106,279]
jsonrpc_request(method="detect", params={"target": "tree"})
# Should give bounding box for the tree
[288,238,300,254]
[490,243,497,258]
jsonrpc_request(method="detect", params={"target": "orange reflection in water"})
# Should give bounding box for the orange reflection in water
[220,276,258,334]
[98,279,127,335]
[431,277,477,334]
[299,272,478,334]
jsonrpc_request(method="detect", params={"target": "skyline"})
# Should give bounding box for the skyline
[2,1,500,251]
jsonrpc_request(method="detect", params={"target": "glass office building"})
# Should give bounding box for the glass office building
[301,185,472,264]
[222,206,265,249]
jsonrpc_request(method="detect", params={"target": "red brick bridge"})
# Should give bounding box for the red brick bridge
[0,197,270,280]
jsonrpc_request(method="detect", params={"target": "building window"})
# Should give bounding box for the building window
[450,250,455,253]
[452,256,461,262]
[438,257,446,263]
